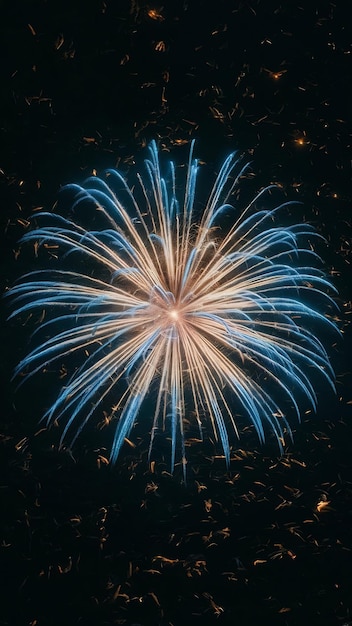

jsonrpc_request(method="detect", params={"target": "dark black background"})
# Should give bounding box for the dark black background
[1,1,352,625]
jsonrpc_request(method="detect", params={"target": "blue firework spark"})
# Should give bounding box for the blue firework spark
[9,141,338,473]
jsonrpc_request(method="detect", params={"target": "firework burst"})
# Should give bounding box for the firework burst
[9,141,338,474]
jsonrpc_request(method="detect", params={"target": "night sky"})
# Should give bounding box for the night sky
[1,1,352,625]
